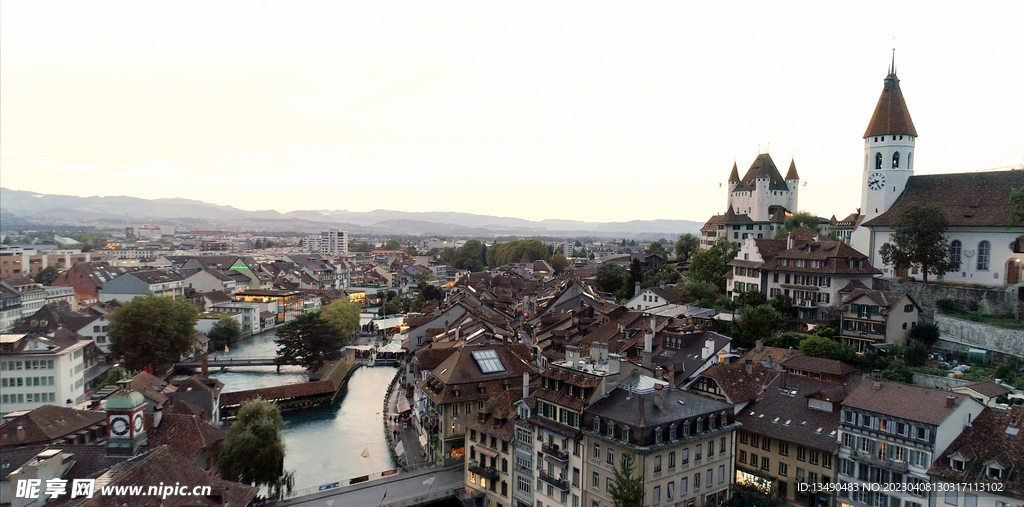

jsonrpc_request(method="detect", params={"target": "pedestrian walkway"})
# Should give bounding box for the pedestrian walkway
[385,375,429,469]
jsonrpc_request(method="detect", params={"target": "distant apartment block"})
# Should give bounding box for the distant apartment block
[0,332,90,416]
[303,230,349,255]
[0,246,106,279]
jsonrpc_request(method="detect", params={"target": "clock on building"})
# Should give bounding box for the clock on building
[110,416,130,436]
[868,172,886,191]
[133,412,144,433]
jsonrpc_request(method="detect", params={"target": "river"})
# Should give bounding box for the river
[207,330,397,493]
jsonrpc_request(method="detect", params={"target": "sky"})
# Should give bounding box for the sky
[2,1,1023,224]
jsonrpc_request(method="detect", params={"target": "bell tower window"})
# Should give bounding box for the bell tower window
[892,152,900,168]
[875,152,883,170]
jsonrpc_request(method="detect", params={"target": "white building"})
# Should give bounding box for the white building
[849,60,1024,286]
[0,332,90,416]
[304,229,349,256]
[99,270,185,303]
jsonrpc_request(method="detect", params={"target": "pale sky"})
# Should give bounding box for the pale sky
[2,1,1023,223]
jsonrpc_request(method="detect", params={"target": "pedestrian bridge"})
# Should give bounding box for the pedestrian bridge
[175,356,298,368]
[268,465,473,507]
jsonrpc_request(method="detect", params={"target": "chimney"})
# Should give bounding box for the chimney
[153,405,163,429]
[654,383,664,409]
[744,359,753,375]
[780,370,788,389]
[655,366,664,382]
[787,233,794,250]
[946,396,956,408]
[634,282,642,296]
[201,352,209,377]
[755,339,763,352]
[872,370,882,390]
[643,319,654,369]
[667,364,676,390]
[567,345,581,369]
[523,372,530,399]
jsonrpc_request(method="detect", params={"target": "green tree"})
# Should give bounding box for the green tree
[349,241,374,253]
[485,239,550,267]
[383,239,402,250]
[775,211,821,238]
[455,239,488,272]
[799,336,840,358]
[320,299,361,345]
[687,238,738,291]
[674,233,699,262]
[677,280,719,306]
[904,339,929,367]
[33,266,60,286]
[218,398,294,497]
[274,312,344,371]
[878,205,958,282]
[207,316,243,350]
[406,245,419,256]
[109,294,198,372]
[646,241,667,257]
[1008,185,1024,226]
[596,263,628,295]
[769,293,791,316]
[609,452,644,507]
[908,322,940,348]
[734,304,784,347]
[550,253,569,274]
[628,258,643,292]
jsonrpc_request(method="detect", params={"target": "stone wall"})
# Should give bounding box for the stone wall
[934,313,1024,358]
[879,279,1019,318]
[911,373,970,391]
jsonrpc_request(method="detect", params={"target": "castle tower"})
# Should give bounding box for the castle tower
[105,379,148,455]
[860,52,916,224]
[727,162,740,192]
[785,157,800,214]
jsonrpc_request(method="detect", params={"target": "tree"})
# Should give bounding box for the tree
[878,205,958,283]
[218,399,294,497]
[454,239,488,272]
[677,280,719,307]
[734,304,784,347]
[33,266,60,286]
[207,316,243,350]
[383,239,402,250]
[687,238,738,291]
[646,241,667,257]
[721,482,789,507]
[109,294,198,372]
[904,339,929,367]
[274,312,344,371]
[908,322,940,348]
[674,234,699,263]
[1009,185,1024,225]
[550,253,569,274]
[628,259,643,292]
[406,245,418,256]
[775,211,821,238]
[609,452,644,507]
[596,263,628,295]
[799,336,840,358]
[320,300,361,345]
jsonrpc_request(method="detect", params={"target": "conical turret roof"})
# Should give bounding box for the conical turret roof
[863,69,917,139]
[728,162,740,183]
[785,158,799,180]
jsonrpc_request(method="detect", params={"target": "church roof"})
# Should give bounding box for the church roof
[863,70,918,138]
[785,158,800,180]
[735,153,789,192]
[728,162,740,183]
[863,170,1024,228]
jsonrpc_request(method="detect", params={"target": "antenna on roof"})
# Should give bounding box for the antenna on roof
[890,38,896,75]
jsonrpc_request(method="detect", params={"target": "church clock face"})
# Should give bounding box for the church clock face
[868,172,886,191]
[133,412,144,433]
[110,416,129,436]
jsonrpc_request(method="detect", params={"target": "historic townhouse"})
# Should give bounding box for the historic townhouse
[836,380,984,507]
[0,331,90,416]
[461,388,521,507]
[837,286,920,353]
[584,374,737,507]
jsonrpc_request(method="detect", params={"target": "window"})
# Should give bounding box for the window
[762,437,770,451]
[761,456,769,470]
[779,462,788,476]
[695,444,702,461]
[977,241,990,271]
[720,437,726,454]
[667,481,675,501]
[739,431,748,444]
[751,434,759,448]
[594,443,599,459]
[797,446,806,461]
[822,453,832,469]
[778,442,789,456]
[681,448,690,465]
[606,478,612,494]
[607,449,614,465]
[987,466,1002,480]
[739,450,746,463]
[951,458,965,472]
[593,472,599,487]
[810,450,819,465]
[945,489,957,505]
[892,151,900,169]
[669,451,676,469]
[653,486,661,504]
[573,468,579,487]
[655,455,662,473]
[875,152,883,169]
[694,472,701,490]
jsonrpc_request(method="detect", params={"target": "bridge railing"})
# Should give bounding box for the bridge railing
[381,486,462,507]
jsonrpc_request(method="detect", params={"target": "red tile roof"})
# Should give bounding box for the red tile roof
[842,380,971,425]
[863,72,917,138]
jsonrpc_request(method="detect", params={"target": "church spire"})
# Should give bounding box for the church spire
[863,52,917,139]
[728,161,740,183]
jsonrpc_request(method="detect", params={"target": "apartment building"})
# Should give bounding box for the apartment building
[99,270,185,302]
[836,380,985,507]
[0,246,106,279]
[837,286,920,353]
[462,388,520,507]
[584,374,737,507]
[0,331,90,416]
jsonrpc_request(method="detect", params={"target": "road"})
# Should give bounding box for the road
[274,466,464,507]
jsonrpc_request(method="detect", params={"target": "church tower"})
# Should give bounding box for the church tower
[105,379,148,455]
[860,53,917,224]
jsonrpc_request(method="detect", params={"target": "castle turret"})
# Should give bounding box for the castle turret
[785,157,800,213]
[728,162,740,192]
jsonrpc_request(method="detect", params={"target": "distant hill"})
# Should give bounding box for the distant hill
[0,188,703,238]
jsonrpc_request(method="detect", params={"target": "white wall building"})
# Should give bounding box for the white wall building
[0,333,90,416]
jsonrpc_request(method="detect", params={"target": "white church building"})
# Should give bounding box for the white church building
[851,59,1024,286]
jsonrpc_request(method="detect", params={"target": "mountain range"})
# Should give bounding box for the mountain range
[0,188,704,238]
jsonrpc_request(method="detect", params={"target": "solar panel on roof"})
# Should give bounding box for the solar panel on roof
[472,349,506,374]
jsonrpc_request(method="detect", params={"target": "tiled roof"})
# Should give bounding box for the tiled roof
[728,162,740,182]
[414,346,458,371]
[761,241,880,276]
[841,289,913,315]
[862,170,1024,228]
[960,381,1012,399]
[842,380,971,425]
[928,406,1024,498]
[648,287,686,305]
[220,380,335,406]
[784,158,799,180]
[0,445,49,479]
[699,361,779,404]
[586,385,733,430]
[69,446,258,507]
[863,72,917,138]
[129,269,184,285]
[781,355,858,377]
[735,153,790,192]
[129,371,172,405]
[144,413,225,462]
[0,406,106,448]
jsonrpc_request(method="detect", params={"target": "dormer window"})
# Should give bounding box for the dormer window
[655,427,663,444]
[987,466,1002,480]
[593,416,600,432]
[607,421,615,437]
[950,458,966,472]
[669,423,677,440]
[622,426,630,443]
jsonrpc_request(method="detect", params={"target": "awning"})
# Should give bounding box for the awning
[395,441,406,457]
[397,397,411,413]
[476,445,499,458]
[419,434,428,448]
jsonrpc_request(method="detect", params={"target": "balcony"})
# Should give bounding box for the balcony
[538,470,570,491]
[841,328,884,340]
[542,443,569,464]
[793,299,818,308]
[468,461,499,481]
[854,450,910,473]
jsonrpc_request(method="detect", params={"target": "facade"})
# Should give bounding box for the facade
[462,389,521,507]
[0,246,106,279]
[761,238,880,321]
[625,287,686,312]
[837,288,920,353]
[51,262,126,305]
[836,380,985,507]
[209,302,264,335]
[584,375,738,507]
[0,282,23,332]
[0,331,90,416]
[99,270,185,302]
[3,278,47,320]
